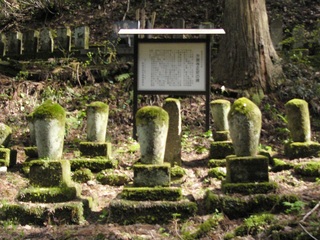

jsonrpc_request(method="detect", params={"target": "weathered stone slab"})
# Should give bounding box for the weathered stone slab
[74,26,89,49]
[226,155,269,183]
[22,30,39,56]
[39,28,54,53]
[163,98,181,166]
[133,163,171,187]
[56,27,71,52]
[6,31,22,56]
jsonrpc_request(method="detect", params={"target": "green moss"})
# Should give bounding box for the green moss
[72,168,93,183]
[222,181,278,194]
[164,98,180,104]
[210,99,230,105]
[0,202,86,225]
[70,158,118,172]
[229,97,259,117]
[234,213,275,237]
[136,106,169,126]
[109,199,197,224]
[96,169,130,186]
[270,158,293,172]
[210,141,234,159]
[0,123,12,147]
[87,101,109,113]
[204,190,300,219]
[32,100,66,122]
[170,165,186,179]
[208,159,226,168]
[18,185,79,203]
[0,148,10,167]
[226,155,269,183]
[294,162,320,177]
[133,163,171,187]
[284,141,320,159]
[208,167,226,180]
[24,146,38,158]
[28,160,72,187]
[121,186,182,201]
[79,141,112,158]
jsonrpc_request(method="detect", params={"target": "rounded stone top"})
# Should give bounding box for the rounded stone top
[87,101,109,113]
[229,97,260,117]
[33,100,66,121]
[285,98,308,107]
[136,106,169,126]
[210,99,230,105]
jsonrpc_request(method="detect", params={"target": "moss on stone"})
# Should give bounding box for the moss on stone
[294,162,320,177]
[121,186,182,201]
[0,201,86,225]
[70,157,117,172]
[96,169,130,186]
[208,167,226,180]
[28,160,72,187]
[18,185,79,203]
[270,158,293,172]
[0,148,10,167]
[226,155,269,183]
[210,141,234,159]
[79,141,112,158]
[164,98,180,104]
[213,131,230,141]
[221,181,278,194]
[109,199,197,224]
[32,100,66,123]
[0,123,12,147]
[284,141,320,159]
[136,106,169,126]
[229,97,260,118]
[285,98,311,142]
[204,190,300,219]
[72,168,93,183]
[87,101,109,113]
[24,146,38,158]
[133,163,171,187]
[208,159,226,168]
[170,165,186,180]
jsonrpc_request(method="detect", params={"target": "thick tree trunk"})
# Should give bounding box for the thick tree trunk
[213,0,283,94]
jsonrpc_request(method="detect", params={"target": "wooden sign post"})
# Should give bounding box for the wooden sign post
[118,29,226,138]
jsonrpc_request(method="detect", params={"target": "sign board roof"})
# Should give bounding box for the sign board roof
[118,28,225,35]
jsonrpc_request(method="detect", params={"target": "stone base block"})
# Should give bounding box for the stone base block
[208,159,226,168]
[0,200,91,225]
[213,131,230,141]
[209,141,234,159]
[133,163,170,187]
[0,148,10,167]
[29,160,72,187]
[109,199,197,224]
[226,155,269,183]
[284,141,320,159]
[18,184,81,203]
[204,190,300,219]
[121,186,182,201]
[221,181,278,194]
[24,146,38,159]
[79,142,112,158]
[70,158,118,172]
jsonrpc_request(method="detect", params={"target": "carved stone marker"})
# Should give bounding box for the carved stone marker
[74,26,89,49]
[33,100,66,160]
[39,28,54,53]
[163,98,182,166]
[86,101,109,142]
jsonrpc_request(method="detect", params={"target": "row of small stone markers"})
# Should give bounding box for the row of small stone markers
[0,97,319,224]
[0,26,90,58]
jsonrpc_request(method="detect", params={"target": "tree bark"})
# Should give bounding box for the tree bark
[213,0,283,94]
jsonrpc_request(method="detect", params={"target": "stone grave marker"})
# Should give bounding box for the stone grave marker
[74,26,89,49]
[284,98,320,158]
[39,28,54,53]
[163,98,182,166]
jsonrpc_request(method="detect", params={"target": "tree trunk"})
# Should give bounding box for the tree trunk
[213,0,283,94]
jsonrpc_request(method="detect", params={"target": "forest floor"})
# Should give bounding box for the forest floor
[0,0,320,239]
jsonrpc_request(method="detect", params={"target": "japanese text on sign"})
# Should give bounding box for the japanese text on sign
[138,42,206,91]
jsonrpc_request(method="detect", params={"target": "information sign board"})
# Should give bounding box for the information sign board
[138,42,206,92]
